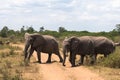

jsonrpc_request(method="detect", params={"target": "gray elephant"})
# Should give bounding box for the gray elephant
[62,36,94,67]
[24,33,63,63]
[63,36,120,66]
[90,36,120,63]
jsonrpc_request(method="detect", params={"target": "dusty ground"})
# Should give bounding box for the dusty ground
[14,43,104,80]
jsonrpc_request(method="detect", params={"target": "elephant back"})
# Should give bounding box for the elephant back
[79,36,94,54]
[31,34,46,48]
[43,35,58,45]
[42,35,59,53]
[91,36,115,54]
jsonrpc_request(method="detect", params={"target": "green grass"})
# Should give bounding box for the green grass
[87,47,120,80]
[96,47,120,68]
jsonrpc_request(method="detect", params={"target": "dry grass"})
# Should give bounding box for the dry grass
[88,66,120,80]
[1,43,120,80]
[0,44,41,80]
[74,48,120,80]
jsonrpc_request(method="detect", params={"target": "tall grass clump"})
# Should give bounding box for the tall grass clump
[99,48,120,68]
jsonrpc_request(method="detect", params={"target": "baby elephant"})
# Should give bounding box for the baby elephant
[24,33,63,63]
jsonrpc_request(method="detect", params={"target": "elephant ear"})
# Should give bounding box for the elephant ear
[31,34,46,48]
[69,37,80,50]
[24,32,30,40]
[69,37,79,43]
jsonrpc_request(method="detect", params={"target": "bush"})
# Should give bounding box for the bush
[99,48,120,68]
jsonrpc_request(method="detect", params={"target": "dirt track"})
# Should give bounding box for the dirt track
[16,44,104,80]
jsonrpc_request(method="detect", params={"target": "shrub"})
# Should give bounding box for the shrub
[99,48,120,68]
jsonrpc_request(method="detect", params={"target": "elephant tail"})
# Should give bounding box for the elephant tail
[114,42,120,46]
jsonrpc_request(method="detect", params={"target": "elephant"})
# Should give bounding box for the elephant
[24,33,63,63]
[62,36,94,67]
[62,36,120,67]
[90,36,120,63]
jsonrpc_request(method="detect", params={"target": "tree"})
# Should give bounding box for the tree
[26,26,35,33]
[58,27,67,33]
[39,26,44,32]
[20,26,25,33]
[0,26,9,37]
[115,24,120,34]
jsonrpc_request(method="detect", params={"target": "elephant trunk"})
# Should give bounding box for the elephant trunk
[24,43,30,61]
[62,45,69,66]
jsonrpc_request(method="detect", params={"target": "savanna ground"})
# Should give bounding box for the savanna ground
[0,43,120,80]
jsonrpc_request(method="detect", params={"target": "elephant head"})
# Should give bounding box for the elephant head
[62,38,70,66]
[62,36,80,66]
[24,33,45,61]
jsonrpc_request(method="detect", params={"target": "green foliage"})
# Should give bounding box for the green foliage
[0,25,120,41]
[41,30,60,38]
[39,26,44,32]
[26,26,35,33]
[58,27,67,33]
[0,26,9,37]
[115,24,120,34]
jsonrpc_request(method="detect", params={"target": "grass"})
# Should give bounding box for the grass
[0,44,41,80]
[94,47,120,68]
[87,47,120,80]
[88,66,120,80]
[72,47,120,80]
[0,42,120,80]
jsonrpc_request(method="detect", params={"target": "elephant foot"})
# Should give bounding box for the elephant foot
[76,63,82,66]
[71,64,76,67]
[71,65,76,67]
[63,63,66,66]
[78,62,83,65]
[24,59,30,63]
[59,59,63,63]
[90,61,95,65]
[46,60,51,63]
[37,61,42,64]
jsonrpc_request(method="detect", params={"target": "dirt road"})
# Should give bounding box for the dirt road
[15,43,104,80]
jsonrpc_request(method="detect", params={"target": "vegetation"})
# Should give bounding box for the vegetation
[0,44,40,80]
[96,47,120,68]
[0,25,120,79]
[0,25,120,41]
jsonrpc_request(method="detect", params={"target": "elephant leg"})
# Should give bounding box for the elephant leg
[63,52,66,66]
[69,51,72,64]
[46,53,52,63]
[28,48,34,62]
[79,55,85,65]
[104,54,108,57]
[71,52,76,67]
[56,52,63,63]
[24,52,28,61]
[90,54,97,64]
[36,51,41,63]
[69,52,72,65]
[24,43,30,61]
